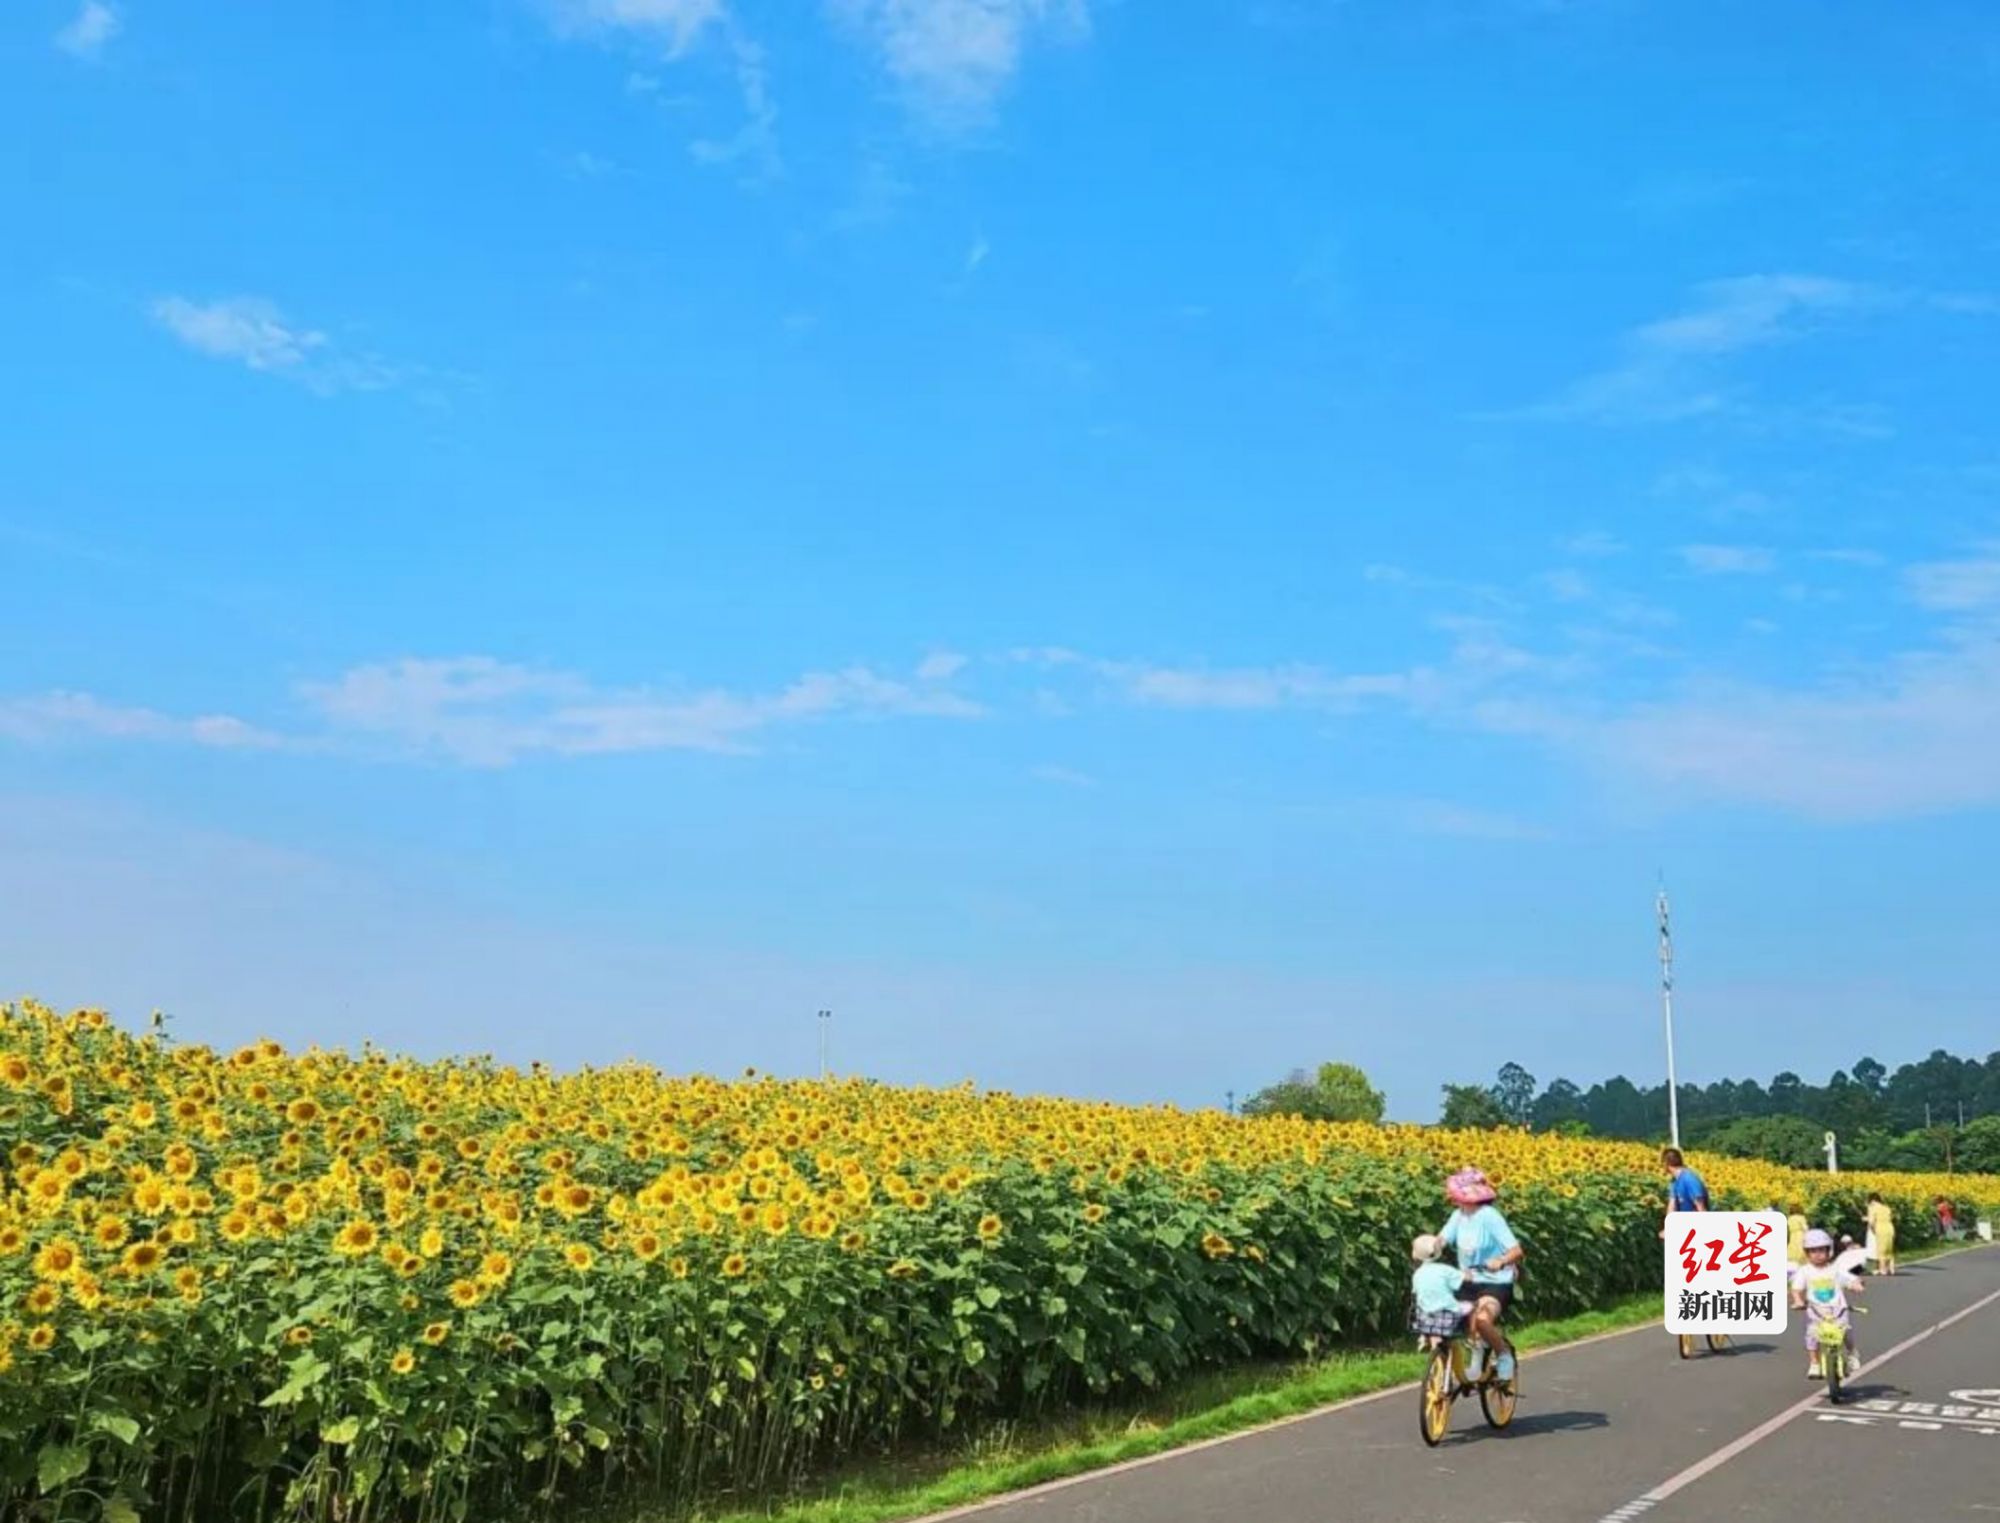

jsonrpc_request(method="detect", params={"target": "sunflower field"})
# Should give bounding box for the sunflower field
[3,1000,1996,1523]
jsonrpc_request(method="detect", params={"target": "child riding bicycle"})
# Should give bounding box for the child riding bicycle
[1791,1227,1863,1380]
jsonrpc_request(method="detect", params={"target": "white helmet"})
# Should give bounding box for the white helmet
[1804,1228,1834,1251]
[1412,1233,1442,1263]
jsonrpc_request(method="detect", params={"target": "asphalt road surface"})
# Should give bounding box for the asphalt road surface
[928,1245,2000,1523]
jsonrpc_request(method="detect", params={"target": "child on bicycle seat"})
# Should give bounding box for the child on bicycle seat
[1409,1233,1467,1348]
[1411,1234,1464,1316]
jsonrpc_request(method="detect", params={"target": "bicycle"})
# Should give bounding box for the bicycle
[1676,1332,1731,1359]
[1414,1304,1519,1446]
[1810,1305,1867,1405]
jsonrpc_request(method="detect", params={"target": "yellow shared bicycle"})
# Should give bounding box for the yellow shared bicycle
[1414,1305,1518,1446]
[1677,1331,1731,1359]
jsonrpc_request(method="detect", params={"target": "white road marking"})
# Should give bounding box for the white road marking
[1592,1278,2000,1523]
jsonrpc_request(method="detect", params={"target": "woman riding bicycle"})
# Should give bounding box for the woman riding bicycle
[1436,1167,1524,1385]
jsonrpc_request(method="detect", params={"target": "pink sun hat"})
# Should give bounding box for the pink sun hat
[1446,1167,1497,1206]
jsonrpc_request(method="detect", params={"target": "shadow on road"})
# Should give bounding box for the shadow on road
[1454,1409,1609,1443]
[1835,1381,1908,1404]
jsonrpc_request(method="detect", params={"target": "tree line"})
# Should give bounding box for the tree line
[1437,1049,2000,1173]
[1239,1048,2000,1174]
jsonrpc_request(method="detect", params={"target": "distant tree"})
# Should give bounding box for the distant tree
[1243,1061,1385,1124]
[1702,1115,1825,1170]
[1959,1115,2000,1175]
[1768,1071,1806,1117]
[1439,1083,1510,1130]
[1492,1063,1537,1127]
[1877,1128,1950,1173]
[1819,1070,1881,1139]
[1583,1076,1656,1139]
[1530,1077,1586,1132]
[1978,1052,2000,1117]
[1852,1056,1887,1098]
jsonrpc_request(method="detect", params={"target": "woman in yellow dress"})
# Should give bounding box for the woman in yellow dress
[1866,1193,1897,1276]
[1787,1204,1809,1266]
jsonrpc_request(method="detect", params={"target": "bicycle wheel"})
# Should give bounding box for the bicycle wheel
[1706,1334,1731,1353]
[1419,1345,1454,1447]
[1823,1346,1843,1405]
[1480,1340,1519,1430]
[1677,1333,1693,1360]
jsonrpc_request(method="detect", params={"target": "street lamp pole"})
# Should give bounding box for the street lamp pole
[817,1009,831,1080]
[1658,883,1681,1150]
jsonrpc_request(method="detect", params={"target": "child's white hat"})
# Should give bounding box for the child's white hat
[1411,1233,1442,1263]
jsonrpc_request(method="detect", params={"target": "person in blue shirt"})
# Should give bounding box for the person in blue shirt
[1663,1148,1709,1214]
[1437,1167,1524,1384]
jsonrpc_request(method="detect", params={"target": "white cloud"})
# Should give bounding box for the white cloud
[150,295,396,393]
[153,296,324,371]
[1029,763,1095,787]
[1005,645,1085,667]
[916,650,969,680]
[1397,800,1550,842]
[1679,544,1776,576]
[830,0,1088,125]
[556,0,724,52]
[1905,545,2000,612]
[0,693,283,751]
[1542,569,1592,603]
[832,158,914,231]
[964,234,991,276]
[1652,465,1780,521]
[1508,274,1873,425]
[1575,637,2000,820]
[55,0,120,58]
[1112,663,1426,712]
[561,150,619,179]
[3,654,980,769]
[689,34,780,180]
[300,655,981,765]
[1558,531,1626,558]
[1634,274,1868,355]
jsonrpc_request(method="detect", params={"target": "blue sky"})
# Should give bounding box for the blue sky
[5,0,1998,1119]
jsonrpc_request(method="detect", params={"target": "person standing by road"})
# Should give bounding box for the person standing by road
[1865,1193,1898,1276]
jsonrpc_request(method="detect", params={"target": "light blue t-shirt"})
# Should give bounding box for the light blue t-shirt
[1439,1206,1520,1285]
[1412,1261,1466,1315]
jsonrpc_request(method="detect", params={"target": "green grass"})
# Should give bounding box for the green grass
[681,1292,1661,1523]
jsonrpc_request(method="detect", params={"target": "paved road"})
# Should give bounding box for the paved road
[932,1245,2000,1523]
